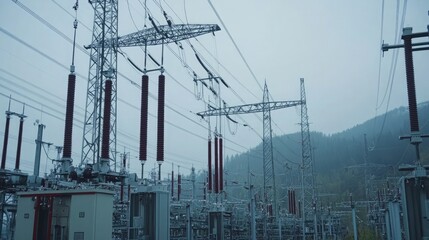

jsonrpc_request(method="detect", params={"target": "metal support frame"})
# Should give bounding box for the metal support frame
[87,24,220,48]
[300,78,315,239]
[197,82,303,238]
[383,27,429,240]
[82,1,220,171]
[82,0,118,169]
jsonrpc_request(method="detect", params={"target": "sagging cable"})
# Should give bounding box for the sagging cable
[195,53,213,76]
[118,50,145,74]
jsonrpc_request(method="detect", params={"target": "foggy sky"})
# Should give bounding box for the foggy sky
[0,0,428,177]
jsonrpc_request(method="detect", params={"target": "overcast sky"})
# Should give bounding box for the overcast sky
[0,0,428,177]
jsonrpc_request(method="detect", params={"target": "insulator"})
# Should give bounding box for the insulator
[203,181,207,200]
[139,75,149,162]
[1,114,11,169]
[178,174,182,201]
[268,204,273,216]
[219,137,223,192]
[291,190,296,215]
[171,170,174,198]
[62,74,76,159]
[208,139,212,192]
[120,183,124,202]
[122,154,126,169]
[101,79,113,159]
[214,136,219,194]
[157,75,165,162]
[15,117,24,170]
[403,36,420,132]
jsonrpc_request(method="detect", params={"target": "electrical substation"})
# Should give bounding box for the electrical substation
[0,1,428,240]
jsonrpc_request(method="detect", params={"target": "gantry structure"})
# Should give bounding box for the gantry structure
[82,0,220,168]
[197,82,303,238]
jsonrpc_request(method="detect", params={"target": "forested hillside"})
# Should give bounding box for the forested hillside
[222,102,429,204]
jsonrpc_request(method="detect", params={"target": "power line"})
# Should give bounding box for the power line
[147,0,299,155]
[206,0,263,93]
[374,0,408,148]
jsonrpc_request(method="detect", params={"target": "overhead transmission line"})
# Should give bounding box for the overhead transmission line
[2,3,249,156]
[131,0,263,137]
[203,0,303,141]
[8,0,294,166]
[373,0,408,148]
[1,25,247,155]
[147,0,297,146]
[205,0,263,93]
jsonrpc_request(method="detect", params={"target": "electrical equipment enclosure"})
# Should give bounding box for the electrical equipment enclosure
[15,189,114,240]
[129,185,170,240]
[400,173,429,240]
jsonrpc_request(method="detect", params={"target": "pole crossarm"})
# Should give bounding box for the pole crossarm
[197,100,303,117]
[87,24,220,48]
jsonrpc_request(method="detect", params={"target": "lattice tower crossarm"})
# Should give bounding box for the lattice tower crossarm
[87,24,220,48]
[299,78,315,231]
[82,0,118,167]
[196,83,303,233]
[197,100,302,117]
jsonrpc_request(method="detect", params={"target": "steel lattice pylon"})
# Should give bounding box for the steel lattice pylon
[262,83,276,238]
[82,1,219,169]
[197,82,302,237]
[300,78,315,238]
[82,0,118,168]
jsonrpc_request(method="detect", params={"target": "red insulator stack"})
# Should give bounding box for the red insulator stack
[101,79,113,160]
[120,183,124,202]
[140,75,149,162]
[208,138,212,192]
[214,136,219,194]
[157,75,165,163]
[402,35,419,132]
[171,170,174,198]
[203,180,207,200]
[219,137,223,192]
[62,73,76,159]
[288,190,297,215]
[1,113,11,169]
[122,154,126,169]
[178,174,182,201]
[15,116,24,170]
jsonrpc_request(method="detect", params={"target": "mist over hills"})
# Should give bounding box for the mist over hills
[222,101,429,203]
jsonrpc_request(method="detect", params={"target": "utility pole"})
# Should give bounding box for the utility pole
[383,27,429,240]
[351,194,358,240]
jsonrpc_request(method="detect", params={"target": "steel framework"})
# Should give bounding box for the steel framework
[197,82,302,237]
[88,24,220,48]
[299,78,315,238]
[82,1,220,168]
[82,0,118,168]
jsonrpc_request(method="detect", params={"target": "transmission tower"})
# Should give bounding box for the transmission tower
[262,83,275,222]
[82,1,220,169]
[82,0,119,169]
[197,82,302,237]
[299,78,315,238]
